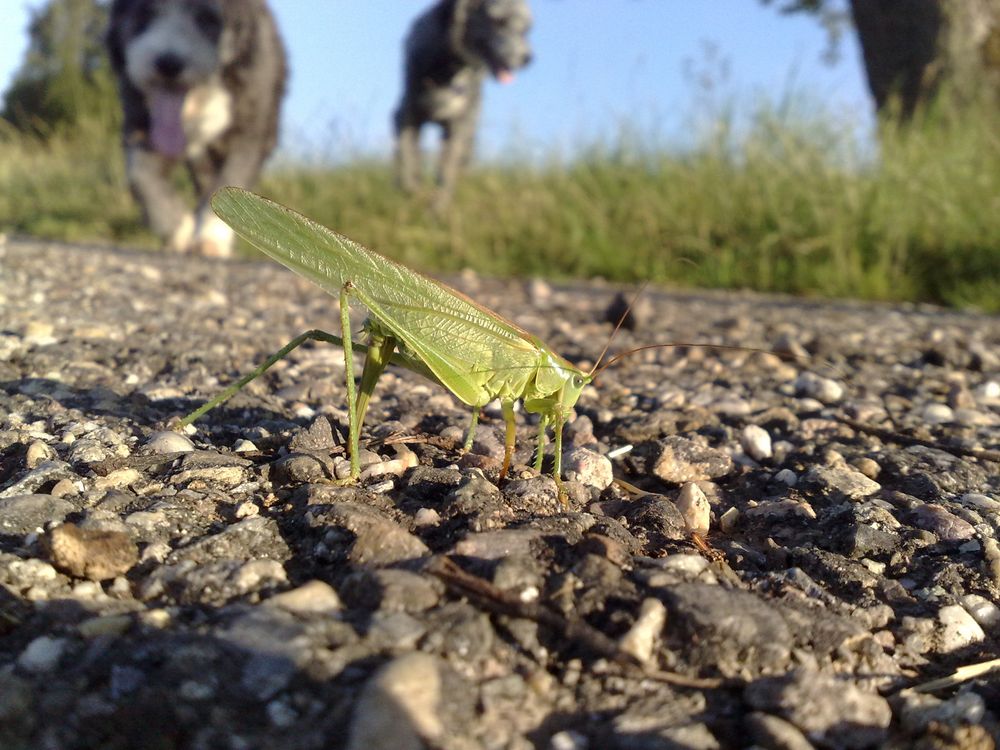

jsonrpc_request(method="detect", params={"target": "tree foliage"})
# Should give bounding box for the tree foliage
[1,0,117,136]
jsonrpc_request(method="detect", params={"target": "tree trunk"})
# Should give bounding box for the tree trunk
[849,0,1000,118]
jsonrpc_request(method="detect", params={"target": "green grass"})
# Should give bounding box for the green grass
[1,93,998,311]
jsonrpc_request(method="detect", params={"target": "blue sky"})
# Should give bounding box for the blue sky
[0,1,870,159]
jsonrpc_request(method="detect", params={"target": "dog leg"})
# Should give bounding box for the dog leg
[394,112,422,194]
[126,146,195,252]
[187,140,270,257]
[435,99,480,211]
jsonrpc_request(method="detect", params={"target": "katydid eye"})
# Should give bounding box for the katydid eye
[572,375,585,389]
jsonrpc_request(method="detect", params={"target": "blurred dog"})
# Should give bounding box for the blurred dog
[107,0,286,256]
[394,0,532,208]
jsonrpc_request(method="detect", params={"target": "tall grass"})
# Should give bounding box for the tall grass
[1,92,998,311]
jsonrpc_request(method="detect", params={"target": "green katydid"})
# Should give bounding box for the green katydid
[178,187,600,484]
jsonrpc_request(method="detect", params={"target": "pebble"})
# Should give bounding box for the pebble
[618,598,667,665]
[24,440,55,469]
[0,494,76,534]
[744,671,891,747]
[960,593,1000,630]
[909,505,975,542]
[144,431,194,454]
[550,730,589,750]
[17,636,67,673]
[92,468,141,491]
[0,462,77,499]
[719,507,740,534]
[233,439,258,453]
[651,437,734,483]
[746,712,813,750]
[49,478,79,498]
[803,464,880,502]
[897,691,986,734]
[794,373,844,404]
[347,652,443,750]
[959,493,1000,511]
[851,457,881,480]
[22,321,57,346]
[309,502,429,566]
[739,425,772,461]
[413,508,441,527]
[47,523,139,581]
[77,614,133,638]
[265,580,343,616]
[773,468,798,486]
[921,403,954,424]
[561,447,613,490]
[674,483,711,534]
[936,604,986,652]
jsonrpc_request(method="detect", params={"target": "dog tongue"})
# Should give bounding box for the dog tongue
[150,90,187,158]
[496,69,515,85]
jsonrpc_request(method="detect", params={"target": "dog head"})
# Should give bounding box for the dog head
[108,0,237,157]
[458,0,533,83]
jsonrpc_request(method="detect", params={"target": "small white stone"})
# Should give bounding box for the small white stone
[937,604,985,652]
[618,598,667,665]
[233,439,258,453]
[794,372,844,404]
[657,554,711,577]
[740,424,772,461]
[414,508,441,527]
[25,441,56,469]
[17,636,67,673]
[975,380,1000,401]
[719,506,740,534]
[960,594,1000,630]
[774,468,798,486]
[144,431,194,454]
[234,501,259,519]
[674,483,711,534]
[265,580,342,616]
[921,403,954,425]
[550,730,589,750]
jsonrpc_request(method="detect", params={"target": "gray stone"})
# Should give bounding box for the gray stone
[802,464,880,503]
[0,462,77,499]
[745,671,891,748]
[0,494,76,533]
[347,652,443,750]
[17,636,67,673]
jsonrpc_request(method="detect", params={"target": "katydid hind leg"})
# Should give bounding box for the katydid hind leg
[463,408,479,452]
[552,413,565,485]
[500,399,517,479]
[355,332,397,428]
[533,416,548,472]
[177,329,353,428]
[340,287,361,479]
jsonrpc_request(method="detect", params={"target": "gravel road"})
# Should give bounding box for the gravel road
[1,237,999,749]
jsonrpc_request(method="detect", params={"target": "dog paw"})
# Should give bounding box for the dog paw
[165,214,196,253]
[193,214,234,257]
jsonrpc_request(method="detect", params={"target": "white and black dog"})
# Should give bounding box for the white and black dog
[107,0,286,256]
[394,0,533,209]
